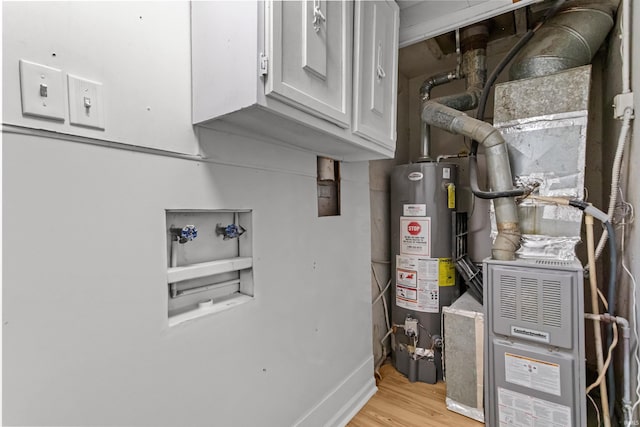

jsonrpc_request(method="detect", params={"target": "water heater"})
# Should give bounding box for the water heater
[390,162,459,383]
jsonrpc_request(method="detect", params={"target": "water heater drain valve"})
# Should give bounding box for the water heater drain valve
[171,225,198,243]
[216,223,247,240]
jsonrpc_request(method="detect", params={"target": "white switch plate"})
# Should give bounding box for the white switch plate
[68,74,105,130]
[19,59,65,121]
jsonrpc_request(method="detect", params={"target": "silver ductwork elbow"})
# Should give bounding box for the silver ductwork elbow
[422,103,521,260]
[510,0,619,80]
[420,22,521,260]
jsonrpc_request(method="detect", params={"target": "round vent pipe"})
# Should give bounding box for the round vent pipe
[510,0,618,80]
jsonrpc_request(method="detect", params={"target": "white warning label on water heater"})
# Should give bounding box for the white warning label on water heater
[498,387,571,427]
[395,255,439,313]
[400,216,431,256]
[403,204,427,217]
[504,353,561,396]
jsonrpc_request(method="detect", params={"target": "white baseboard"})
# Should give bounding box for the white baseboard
[330,377,377,427]
[294,356,378,427]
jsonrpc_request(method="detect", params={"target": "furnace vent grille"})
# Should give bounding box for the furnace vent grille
[499,276,517,320]
[499,275,563,327]
[535,259,573,267]
[520,278,539,323]
[543,280,563,328]
[488,261,579,349]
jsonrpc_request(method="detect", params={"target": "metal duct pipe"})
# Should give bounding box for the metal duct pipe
[421,103,520,260]
[433,24,488,111]
[419,71,459,102]
[421,23,521,260]
[510,0,618,80]
[418,70,458,162]
[417,24,489,161]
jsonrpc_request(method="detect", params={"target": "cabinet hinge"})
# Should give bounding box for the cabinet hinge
[259,53,268,77]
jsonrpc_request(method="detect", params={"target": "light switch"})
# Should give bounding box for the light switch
[68,74,105,130]
[19,59,65,121]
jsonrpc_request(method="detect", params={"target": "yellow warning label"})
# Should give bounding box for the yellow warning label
[438,258,455,286]
[448,184,455,209]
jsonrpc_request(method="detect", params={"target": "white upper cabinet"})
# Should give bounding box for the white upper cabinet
[267,1,352,128]
[191,1,399,161]
[353,0,399,149]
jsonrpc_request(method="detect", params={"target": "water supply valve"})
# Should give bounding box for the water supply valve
[216,223,246,240]
[171,225,198,244]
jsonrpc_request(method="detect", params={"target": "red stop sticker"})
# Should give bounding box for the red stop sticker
[407,222,421,235]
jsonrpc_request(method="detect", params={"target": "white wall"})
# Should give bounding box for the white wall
[2,1,198,154]
[2,2,376,426]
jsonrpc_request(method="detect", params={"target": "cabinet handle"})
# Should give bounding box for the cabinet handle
[313,0,326,33]
[376,42,386,80]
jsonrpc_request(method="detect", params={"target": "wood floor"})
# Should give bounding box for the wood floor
[348,364,484,427]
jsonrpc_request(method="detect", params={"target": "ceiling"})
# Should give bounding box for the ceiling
[398,6,531,79]
[396,0,424,9]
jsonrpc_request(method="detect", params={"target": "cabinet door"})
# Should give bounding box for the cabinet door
[352,0,399,149]
[266,0,352,128]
